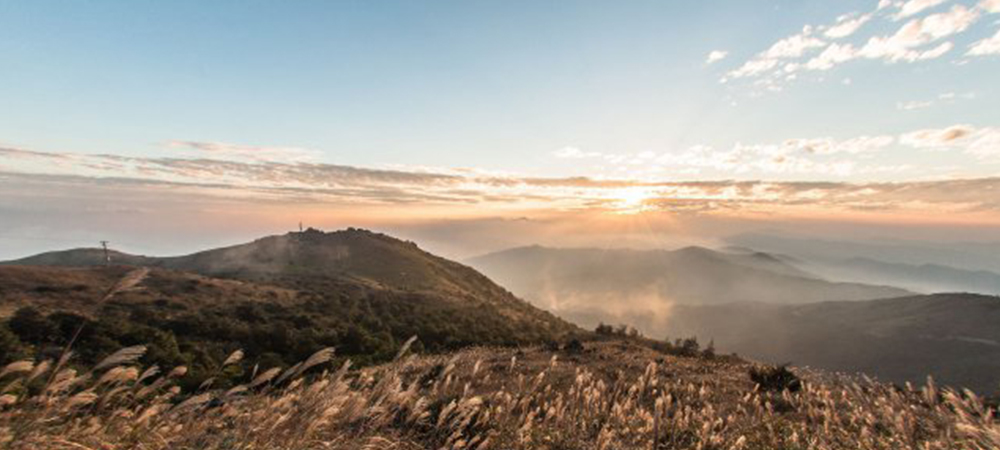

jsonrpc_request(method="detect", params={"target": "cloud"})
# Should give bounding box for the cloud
[900,124,975,147]
[899,125,1000,157]
[805,43,858,70]
[726,27,824,80]
[723,2,989,90]
[982,0,1000,13]
[167,141,322,163]
[786,135,897,155]
[897,100,935,110]
[896,91,976,110]
[763,28,826,59]
[967,28,1000,55]
[705,50,729,64]
[552,147,601,159]
[859,5,976,62]
[2,123,1000,224]
[894,0,948,20]
[825,13,873,38]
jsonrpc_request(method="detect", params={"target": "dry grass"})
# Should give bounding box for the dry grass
[1,339,997,450]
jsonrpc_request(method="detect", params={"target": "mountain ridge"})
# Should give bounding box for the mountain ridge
[466,244,913,311]
[0,228,578,388]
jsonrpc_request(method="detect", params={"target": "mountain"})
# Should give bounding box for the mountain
[727,232,1000,273]
[5,248,159,267]
[725,233,1000,295]
[466,245,911,324]
[796,257,1000,295]
[661,294,1000,394]
[0,229,576,387]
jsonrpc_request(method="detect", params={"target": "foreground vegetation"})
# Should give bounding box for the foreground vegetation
[2,338,997,450]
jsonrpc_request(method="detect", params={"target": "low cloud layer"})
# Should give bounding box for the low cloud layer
[3,136,1000,218]
[3,130,1000,259]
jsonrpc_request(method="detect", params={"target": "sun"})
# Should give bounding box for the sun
[610,187,656,214]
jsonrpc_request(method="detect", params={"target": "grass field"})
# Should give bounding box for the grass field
[1,338,997,450]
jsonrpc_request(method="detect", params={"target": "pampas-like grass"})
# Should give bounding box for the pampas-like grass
[1,339,997,450]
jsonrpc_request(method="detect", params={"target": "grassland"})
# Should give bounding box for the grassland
[1,338,997,449]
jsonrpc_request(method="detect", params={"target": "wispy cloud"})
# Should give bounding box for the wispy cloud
[3,126,1000,221]
[825,13,874,38]
[894,0,949,20]
[705,50,729,64]
[167,141,322,163]
[897,99,935,110]
[896,91,976,110]
[900,124,1000,157]
[719,0,999,92]
[967,27,1000,55]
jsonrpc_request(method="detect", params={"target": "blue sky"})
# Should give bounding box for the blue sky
[2,0,1000,257]
[2,0,997,178]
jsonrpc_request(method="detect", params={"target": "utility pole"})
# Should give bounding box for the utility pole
[100,241,111,266]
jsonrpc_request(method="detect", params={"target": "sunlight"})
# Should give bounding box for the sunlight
[609,187,656,214]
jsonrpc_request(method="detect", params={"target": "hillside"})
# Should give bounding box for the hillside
[661,294,1000,394]
[466,245,911,320]
[0,229,576,387]
[3,339,997,449]
[7,228,529,299]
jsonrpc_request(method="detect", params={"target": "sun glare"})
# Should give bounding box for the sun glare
[610,187,656,214]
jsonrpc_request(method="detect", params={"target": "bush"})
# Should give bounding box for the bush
[749,364,802,392]
[562,338,585,354]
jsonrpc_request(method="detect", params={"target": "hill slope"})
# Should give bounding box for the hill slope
[6,339,998,449]
[0,229,576,386]
[662,293,1000,394]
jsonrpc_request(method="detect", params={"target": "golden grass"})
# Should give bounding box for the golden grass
[0,339,997,450]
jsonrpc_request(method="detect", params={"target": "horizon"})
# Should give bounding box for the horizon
[3,0,1000,258]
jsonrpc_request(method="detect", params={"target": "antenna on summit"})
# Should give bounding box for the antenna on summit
[299,221,303,233]
[100,240,111,266]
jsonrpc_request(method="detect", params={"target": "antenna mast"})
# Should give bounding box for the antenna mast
[100,240,111,266]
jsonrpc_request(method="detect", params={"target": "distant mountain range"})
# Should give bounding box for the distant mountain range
[726,233,1000,295]
[466,245,911,313]
[727,232,1000,274]
[467,244,1000,394]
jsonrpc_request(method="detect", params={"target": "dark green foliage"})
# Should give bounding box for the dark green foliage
[674,337,701,357]
[749,364,802,392]
[563,338,585,354]
[0,322,28,364]
[594,323,641,338]
[8,307,59,345]
[3,276,565,388]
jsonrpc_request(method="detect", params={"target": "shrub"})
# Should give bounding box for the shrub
[749,364,802,392]
[562,338,585,354]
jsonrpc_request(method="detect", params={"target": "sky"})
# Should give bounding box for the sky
[2,0,1000,259]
